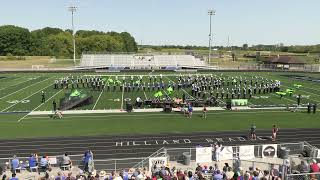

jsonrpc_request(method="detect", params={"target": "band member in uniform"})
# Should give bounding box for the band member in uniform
[41,91,46,103]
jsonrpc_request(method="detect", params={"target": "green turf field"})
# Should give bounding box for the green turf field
[0,71,319,139]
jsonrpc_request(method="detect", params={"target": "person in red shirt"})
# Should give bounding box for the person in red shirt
[310,159,320,173]
[272,125,279,141]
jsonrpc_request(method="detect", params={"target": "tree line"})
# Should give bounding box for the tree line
[0,25,138,58]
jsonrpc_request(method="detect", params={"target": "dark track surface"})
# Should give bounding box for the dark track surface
[0,128,319,159]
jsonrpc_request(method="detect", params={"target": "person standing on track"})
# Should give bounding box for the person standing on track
[202,105,208,119]
[272,125,279,141]
[187,103,193,118]
[250,124,257,140]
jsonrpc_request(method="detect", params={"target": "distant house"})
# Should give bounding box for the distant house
[262,55,306,70]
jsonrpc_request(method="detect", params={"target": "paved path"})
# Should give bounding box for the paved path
[0,128,319,159]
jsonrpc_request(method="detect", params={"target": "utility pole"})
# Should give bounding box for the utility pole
[69,6,77,66]
[208,9,216,64]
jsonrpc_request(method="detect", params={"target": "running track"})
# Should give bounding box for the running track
[0,128,319,159]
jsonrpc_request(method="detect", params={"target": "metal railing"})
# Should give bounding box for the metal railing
[132,147,166,169]
[94,157,145,172]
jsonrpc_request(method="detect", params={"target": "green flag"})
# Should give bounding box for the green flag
[70,89,81,97]
[116,80,122,85]
[276,92,286,96]
[167,87,173,94]
[108,78,114,83]
[286,89,294,94]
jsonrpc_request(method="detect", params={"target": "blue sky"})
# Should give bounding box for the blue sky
[0,0,319,46]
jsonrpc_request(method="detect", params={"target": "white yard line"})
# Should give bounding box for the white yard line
[92,90,104,110]
[0,76,39,91]
[1,82,54,112]
[143,91,148,99]
[17,89,63,123]
[0,77,53,100]
[120,84,125,110]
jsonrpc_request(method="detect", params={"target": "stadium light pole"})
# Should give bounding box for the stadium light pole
[69,6,77,66]
[208,9,215,64]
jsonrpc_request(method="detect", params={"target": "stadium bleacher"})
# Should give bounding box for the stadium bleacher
[79,54,207,69]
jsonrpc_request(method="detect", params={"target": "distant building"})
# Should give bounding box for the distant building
[262,55,306,70]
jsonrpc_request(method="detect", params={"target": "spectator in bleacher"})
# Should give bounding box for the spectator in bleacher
[109,170,115,180]
[183,170,188,180]
[187,171,193,180]
[121,169,129,180]
[9,173,18,180]
[176,169,184,180]
[223,163,229,173]
[99,171,107,180]
[40,155,49,171]
[83,150,93,173]
[1,175,6,180]
[243,172,251,180]
[212,170,223,180]
[202,165,209,174]
[252,171,259,180]
[310,159,319,173]
[11,155,20,173]
[62,153,72,167]
[271,164,280,179]
[28,154,38,169]
[65,172,75,180]
[255,168,263,178]
[38,172,50,180]
[262,170,271,179]
[55,171,66,180]
[225,167,234,180]
[207,166,213,174]
[114,173,123,180]
[195,164,202,172]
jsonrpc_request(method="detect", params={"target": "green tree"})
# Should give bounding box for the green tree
[45,32,73,58]
[0,25,32,55]
[242,44,248,50]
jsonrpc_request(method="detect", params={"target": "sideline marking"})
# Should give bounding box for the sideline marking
[25,110,291,120]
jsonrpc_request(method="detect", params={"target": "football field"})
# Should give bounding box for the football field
[0,71,319,139]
